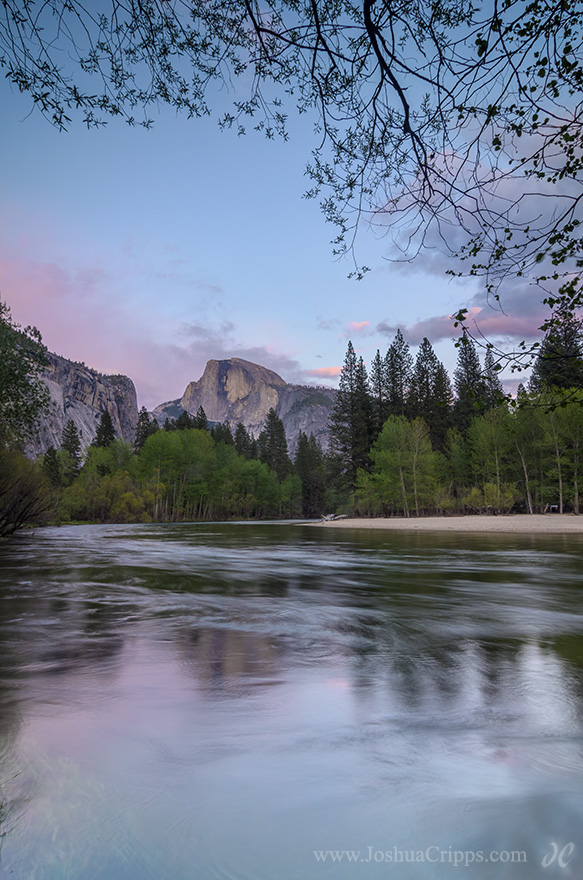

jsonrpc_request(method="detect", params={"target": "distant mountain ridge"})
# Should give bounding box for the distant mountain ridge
[29,354,335,457]
[27,352,138,457]
[153,358,336,452]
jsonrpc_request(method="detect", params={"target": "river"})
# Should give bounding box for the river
[0,522,582,878]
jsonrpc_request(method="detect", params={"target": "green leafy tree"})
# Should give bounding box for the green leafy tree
[359,415,436,517]
[92,410,116,448]
[557,393,583,514]
[0,300,49,449]
[467,407,515,513]
[0,451,52,536]
[510,393,546,514]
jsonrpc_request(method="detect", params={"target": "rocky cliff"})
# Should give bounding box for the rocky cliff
[153,358,336,452]
[28,353,138,457]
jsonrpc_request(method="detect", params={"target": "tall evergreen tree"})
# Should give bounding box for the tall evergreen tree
[529,310,583,393]
[42,446,62,487]
[431,363,454,451]
[61,419,82,478]
[134,406,158,453]
[295,431,326,516]
[410,337,438,414]
[93,410,116,447]
[410,338,452,450]
[328,341,374,488]
[385,329,413,417]
[484,349,505,408]
[211,421,234,445]
[258,408,290,481]
[193,406,209,431]
[369,349,387,434]
[453,334,487,433]
[234,422,251,458]
[175,410,195,430]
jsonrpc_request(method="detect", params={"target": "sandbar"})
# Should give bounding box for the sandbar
[315,514,583,534]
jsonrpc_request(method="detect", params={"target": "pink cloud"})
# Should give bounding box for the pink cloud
[306,366,342,378]
[0,246,318,408]
[378,299,547,346]
[348,320,370,333]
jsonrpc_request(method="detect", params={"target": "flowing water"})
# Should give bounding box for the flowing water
[0,522,582,879]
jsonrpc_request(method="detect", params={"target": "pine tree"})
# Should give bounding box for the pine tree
[93,410,116,447]
[193,406,209,431]
[134,406,158,453]
[328,341,374,488]
[258,408,290,481]
[410,338,452,450]
[234,422,251,458]
[211,421,234,445]
[175,410,195,430]
[369,349,387,433]
[295,431,326,516]
[431,363,454,451]
[410,337,439,419]
[453,334,487,433]
[61,419,82,478]
[529,310,583,392]
[484,349,505,408]
[385,329,413,417]
[42,446,62,487]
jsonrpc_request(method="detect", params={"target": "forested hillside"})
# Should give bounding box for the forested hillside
[3,300,583,532]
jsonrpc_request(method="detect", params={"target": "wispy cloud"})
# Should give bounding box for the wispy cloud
[317,316,341,331]
[347,320,370,334]
[306,366,342,378]
[0,245,313,407]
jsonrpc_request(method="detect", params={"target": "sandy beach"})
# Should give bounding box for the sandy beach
[315,514,583,534]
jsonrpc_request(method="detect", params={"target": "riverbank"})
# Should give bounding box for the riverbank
[315,514,583,533]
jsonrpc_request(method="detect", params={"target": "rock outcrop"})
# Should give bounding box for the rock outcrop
[28,353,138,457]
[153,358,336,452]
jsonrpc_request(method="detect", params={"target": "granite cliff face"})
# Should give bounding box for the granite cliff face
[28,352,138,457]
[154,358,336,452]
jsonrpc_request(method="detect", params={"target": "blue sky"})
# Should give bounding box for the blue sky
[0,74,542,408]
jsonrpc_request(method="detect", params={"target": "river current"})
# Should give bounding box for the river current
[0,522,582,878]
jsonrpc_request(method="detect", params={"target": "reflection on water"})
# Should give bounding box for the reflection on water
[0,523,582,878]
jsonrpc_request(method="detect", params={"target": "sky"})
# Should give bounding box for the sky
[0,69,547,409]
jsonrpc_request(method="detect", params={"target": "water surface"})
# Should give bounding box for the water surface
[0,522,582,878]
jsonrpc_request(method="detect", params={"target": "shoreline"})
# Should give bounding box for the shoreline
[314,514,583,534]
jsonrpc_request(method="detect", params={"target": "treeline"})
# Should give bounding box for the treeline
[4,296,583,533]
[328,314,583,516]
[40,406,327,524]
